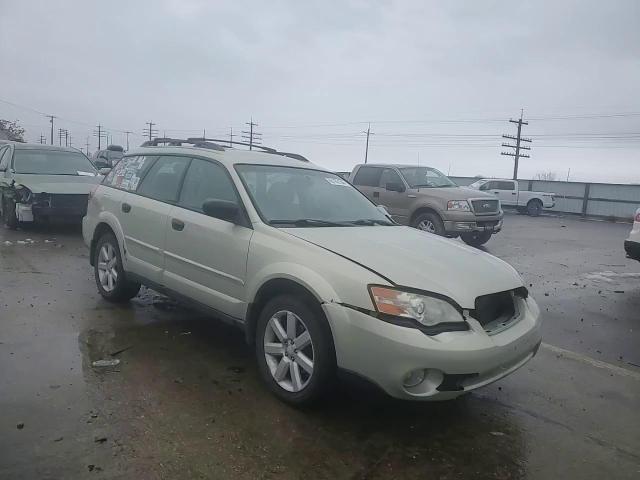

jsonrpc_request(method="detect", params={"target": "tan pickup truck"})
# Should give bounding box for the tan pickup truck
[349,164,503,246]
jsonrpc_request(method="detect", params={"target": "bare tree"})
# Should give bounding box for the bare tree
[0,119,26,142]
[534,171,557,181]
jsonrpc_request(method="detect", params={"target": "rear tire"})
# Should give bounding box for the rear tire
[527,199,543,216]
[2,198,18,230]
[461,230,492,247]
[94,233,140,302]
[412,212,445,236]
[255,294,335,406]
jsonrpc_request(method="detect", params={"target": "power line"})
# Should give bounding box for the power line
[93,124,106,150]
[501,110,532,180]
[229,127,234,147]
[241,118,261,150]
[143,121,158,141]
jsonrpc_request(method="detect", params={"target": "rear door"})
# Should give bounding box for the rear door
[376,167,409,222]
[163,157,252,319]
[117,155,190,284]
[495,181,517,206]
[351,166,383,203]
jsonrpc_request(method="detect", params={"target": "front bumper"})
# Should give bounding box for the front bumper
[624,240,640,261]
[323,296,542,400]
[16,194,89,222]
[443,215,503,234]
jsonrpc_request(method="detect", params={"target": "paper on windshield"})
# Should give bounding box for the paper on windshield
[77,171,96,176]
[325,177,349,186]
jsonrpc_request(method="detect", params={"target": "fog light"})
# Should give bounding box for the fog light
[403,369,426,388]
[454,222,474,230]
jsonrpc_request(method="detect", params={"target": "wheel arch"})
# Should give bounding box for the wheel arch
[410,205,442,227]
[89,214,126,267]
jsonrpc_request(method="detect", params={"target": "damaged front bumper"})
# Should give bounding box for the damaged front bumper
[12,188,89,223]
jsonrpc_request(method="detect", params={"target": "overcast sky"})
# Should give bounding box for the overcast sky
[1,0,639,183]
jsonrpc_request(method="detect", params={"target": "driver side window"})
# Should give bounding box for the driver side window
[379,168,402,188]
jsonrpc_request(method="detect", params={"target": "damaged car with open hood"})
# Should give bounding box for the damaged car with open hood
[0,143,102,228]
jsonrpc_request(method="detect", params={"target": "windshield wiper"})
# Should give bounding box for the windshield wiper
[346,219,396,226]
[268,218,347,227]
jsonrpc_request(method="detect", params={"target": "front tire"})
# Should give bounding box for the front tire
[94,233,140,302]
[461,230,492,247]
[412,212,445,236]
[526,199,543,216]
[2,198,18,230]
[255,294,335,406]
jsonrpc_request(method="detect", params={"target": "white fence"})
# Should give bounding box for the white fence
[450,177,640,221]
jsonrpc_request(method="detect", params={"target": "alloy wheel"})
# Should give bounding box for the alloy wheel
[417,219,436,233]
[263,310,315,392]
[97,243,118,292]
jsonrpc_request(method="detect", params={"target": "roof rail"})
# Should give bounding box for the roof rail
[140,137,309,162]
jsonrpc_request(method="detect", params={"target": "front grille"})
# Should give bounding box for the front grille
[471,287,527,333]
[477,220,498,228]
[50,194,88,208]
[471,199,499,214]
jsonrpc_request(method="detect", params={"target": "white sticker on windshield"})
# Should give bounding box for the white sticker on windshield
[77,171,96,176]
[326,177,349,186]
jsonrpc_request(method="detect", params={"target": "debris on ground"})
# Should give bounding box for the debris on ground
[94,437,108,444]
[16,423,24,430]
[92,359,120,368]
[53,437,63,442]
[227,366,245,374]
[109,345,133,357]
[489,431,505,436]
[613,290,624,294]
[178,331,191,336]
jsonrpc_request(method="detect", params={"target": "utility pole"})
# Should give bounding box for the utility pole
[58,128,66,146]
[242,118,261,150]
[363,123,372,164]
[47,115,56,145]
[143,121,157,141]
[93,124,106,150]
[229,127,234,147]
[39,134,46,144]
[85,137,90,157]
[124,131,131,151]
[501,110,531,180]
[202,128,206,140]
[64,130,69,147]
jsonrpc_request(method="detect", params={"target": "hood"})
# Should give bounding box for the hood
[414,186,495,200]
[284,226,523,308]
[13,174,101,194]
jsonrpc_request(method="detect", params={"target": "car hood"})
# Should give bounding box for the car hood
[284,226,523,308]
[413,186,496,200]
[12,174,100,194]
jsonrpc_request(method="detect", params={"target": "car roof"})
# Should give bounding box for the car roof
[353,163,436,169]
[12,142,81,153]
[127,145,330,171]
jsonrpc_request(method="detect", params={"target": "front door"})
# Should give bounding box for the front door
[351,166,383,203]
[376,168,410,223]
[163,157,252,319]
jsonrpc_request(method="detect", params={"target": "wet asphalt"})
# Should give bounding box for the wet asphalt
[0,213,639,479]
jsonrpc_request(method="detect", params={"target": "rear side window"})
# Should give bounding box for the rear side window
[178,159,237,212]
[0,146,10,170]
[137,155,190,203]
[497,181,515,190]
[104,155,156,191]
[353,166,382,186]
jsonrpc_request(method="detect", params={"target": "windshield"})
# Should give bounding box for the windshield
[399,167,457,188]
[14,150,98,175]
[235,164,395,227]
[469,180,486,188]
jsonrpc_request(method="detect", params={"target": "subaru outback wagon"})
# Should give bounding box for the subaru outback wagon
[83,138,542,405]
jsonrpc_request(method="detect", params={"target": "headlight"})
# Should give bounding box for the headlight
[369,286,465,327]
[15,186,32,203]
[447,200,470,211]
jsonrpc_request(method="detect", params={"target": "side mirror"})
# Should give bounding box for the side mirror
[98,167,111,175]
[202,199,240,223]
[385,182,405,193]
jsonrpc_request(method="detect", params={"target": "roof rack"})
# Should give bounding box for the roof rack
[140,137,309,162]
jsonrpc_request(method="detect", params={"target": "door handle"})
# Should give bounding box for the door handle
[511,192,517,195]
[121,202,131,213]
[171,218,185,231]
[373,191,380,198]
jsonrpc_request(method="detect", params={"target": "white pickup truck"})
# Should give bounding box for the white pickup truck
[468,179,555,216]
